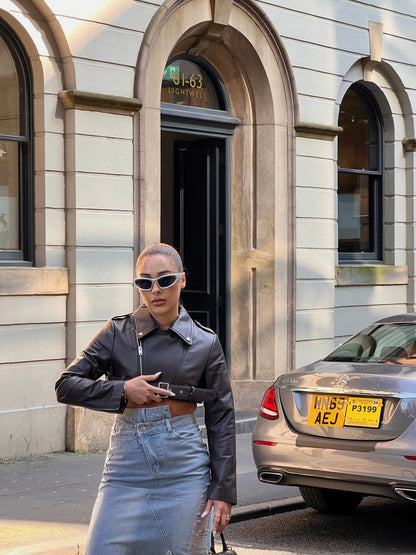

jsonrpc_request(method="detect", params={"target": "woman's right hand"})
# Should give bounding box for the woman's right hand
[124,373,175,405]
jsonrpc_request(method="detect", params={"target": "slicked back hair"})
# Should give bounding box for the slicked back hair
[136,243,184,274]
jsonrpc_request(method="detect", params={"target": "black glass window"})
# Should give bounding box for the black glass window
[338,84,382,261]
[0,21,33,265]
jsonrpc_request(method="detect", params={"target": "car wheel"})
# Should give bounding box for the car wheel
[299,486,364,514]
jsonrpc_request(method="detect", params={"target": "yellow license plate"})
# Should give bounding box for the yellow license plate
[307,395,348,427]
[308,395,383,428]
[344,397,383,428]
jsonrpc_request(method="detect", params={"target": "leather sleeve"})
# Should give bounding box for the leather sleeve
[203,334,237,505]
[55,319,126,413]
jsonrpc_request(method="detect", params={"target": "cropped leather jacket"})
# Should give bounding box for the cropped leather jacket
[55,305,236,505]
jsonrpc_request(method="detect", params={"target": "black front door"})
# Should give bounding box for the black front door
[161,135,226,347]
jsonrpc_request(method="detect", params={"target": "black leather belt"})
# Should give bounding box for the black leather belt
[161,383,217,403]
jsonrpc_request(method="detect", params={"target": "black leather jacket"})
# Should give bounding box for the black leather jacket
[55,305,236,505]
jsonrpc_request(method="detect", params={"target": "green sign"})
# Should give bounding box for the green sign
[163,65,179,80]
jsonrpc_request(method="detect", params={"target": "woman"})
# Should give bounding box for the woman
[55,243,236,555]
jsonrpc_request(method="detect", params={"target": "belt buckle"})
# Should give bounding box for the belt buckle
[156,381,170,398]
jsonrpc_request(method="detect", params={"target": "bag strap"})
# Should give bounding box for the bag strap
[209,532,229,553]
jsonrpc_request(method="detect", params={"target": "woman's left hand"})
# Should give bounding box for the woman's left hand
[202,499,232,534]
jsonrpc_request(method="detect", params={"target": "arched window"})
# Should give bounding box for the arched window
[161,56,226,110]
[337,83,383,262]
[0,20,33,265]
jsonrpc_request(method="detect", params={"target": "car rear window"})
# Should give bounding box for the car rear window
[324,323,416,364]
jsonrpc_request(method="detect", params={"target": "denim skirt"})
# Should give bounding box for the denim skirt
[86,406,211,555]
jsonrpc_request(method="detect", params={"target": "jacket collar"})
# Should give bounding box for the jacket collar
[132,304,193,345]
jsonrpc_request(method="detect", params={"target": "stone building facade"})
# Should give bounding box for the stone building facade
[0,0,415,457]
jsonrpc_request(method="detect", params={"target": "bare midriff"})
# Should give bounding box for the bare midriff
[126,398,197,417]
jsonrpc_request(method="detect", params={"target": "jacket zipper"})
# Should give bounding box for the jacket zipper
[137,338,143,376]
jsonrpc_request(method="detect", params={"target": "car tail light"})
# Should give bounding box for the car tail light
[259,386,279,420]
[404,456,416,460]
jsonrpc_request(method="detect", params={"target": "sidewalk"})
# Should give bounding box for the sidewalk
[0,415,303,554]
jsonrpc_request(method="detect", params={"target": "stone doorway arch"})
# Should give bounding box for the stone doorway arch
[135,0,297,410]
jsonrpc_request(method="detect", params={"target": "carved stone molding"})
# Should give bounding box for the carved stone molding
[403,138,416,152]
[363,21,384,81]
[295,122,343,141]
[59,89,142,116]
[211,0,233,25]
[207,0,233,39]
[336,265,408,287]
[0,267,68,295]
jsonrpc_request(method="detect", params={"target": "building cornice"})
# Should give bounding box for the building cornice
[0,268,68,295]
[403,138,416,152]
[295,122,343,141]
[59,89,142,116]
[336,265,408,287]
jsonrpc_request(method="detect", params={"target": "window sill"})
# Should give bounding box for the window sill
[335,265,408,287]
[0,267,68,295]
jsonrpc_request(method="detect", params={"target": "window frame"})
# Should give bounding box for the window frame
[0,19,34,266]
[337,83,383,263]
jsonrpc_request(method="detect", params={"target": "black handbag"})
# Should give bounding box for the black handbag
[209,532,237,554]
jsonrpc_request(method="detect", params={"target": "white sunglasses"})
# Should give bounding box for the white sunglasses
[133,273,183,291]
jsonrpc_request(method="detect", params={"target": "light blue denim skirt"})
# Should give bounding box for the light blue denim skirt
[86,406,211,555]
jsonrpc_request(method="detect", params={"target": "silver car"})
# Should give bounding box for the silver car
[252,314,416,513]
